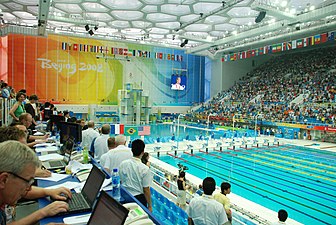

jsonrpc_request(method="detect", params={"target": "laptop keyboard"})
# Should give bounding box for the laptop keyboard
[68,193,89,211]
[49,161,64,168]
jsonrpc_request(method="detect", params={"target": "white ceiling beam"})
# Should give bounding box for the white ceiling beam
[250,2,296,22]
[187,3,336,55]
[37,0,51,36]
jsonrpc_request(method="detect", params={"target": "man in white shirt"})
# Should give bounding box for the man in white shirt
[93,124,110,160]
[119,139,152,212]
[272,209,288,225]
[171,76,185,90]
[100,135,132,173]
[81,121,99,148]
[187,177,228,225]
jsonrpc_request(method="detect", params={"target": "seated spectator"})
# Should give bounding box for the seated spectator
[119,139,152,212]
[272,209,288,225]
[100,135,132,173]
[92,124,110,160]
[187,177,228,225]
[141,152,150,167]
[0,141,70,225]
[214,182,232,223]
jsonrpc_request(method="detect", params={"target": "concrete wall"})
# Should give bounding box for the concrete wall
[222,54,273,91]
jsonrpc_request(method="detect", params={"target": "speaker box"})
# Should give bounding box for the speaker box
[255,11,266,23]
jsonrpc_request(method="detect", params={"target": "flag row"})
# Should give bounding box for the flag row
[222,31,335,62]
[110,124,151,136]
[61,42,183,62]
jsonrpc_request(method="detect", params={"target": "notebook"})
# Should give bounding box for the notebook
[63,191,129,225]
[42,141,74,170]
[60,164,106,215]
[87,190,129,225]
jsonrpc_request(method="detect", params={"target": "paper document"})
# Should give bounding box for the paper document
[63,214,91,225]
[35,173,70,182]
[45,181,82,190]
[35,146,59,153]
[38,153,63,162]
[69,161,93,174]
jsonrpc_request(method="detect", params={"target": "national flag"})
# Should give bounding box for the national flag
[147,51,151,58]
[251,49,256,57]
[282,42,286,51]
[272,45,277,53]
[124,49,128,55]
[320,33,327,43]
[128,49,133,56]
[221,57,224,62]
[119,48,124,55]
[159,53,163,59]
[297,39,303,48]
[138,126,150,136]
[246,50,251,58]
[79,44,83,51]
[287,42,292,50]
[73,44,78,51]
[230,54,234,61]
[224,55,228,62]
[263,46,268,54]
[307,37,313,46]
[84,45,89,52]
[292,40,297,49]
[233,53,237,60]
[124,126,138,136]
[61,42,67,50]
[104,46,109,54]
[303,38,308,47]
[110,124,125,135]
[314,34,321,44]
[171,54,175,61]
[132,50,136,56]
[68,44,72,51]
[259,48,263,55]
[328,32,335,41]
[99,46,104,53]
[179,55,183,61]
[242,51,246,59]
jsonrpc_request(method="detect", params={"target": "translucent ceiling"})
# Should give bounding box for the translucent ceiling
[0,0,335,56]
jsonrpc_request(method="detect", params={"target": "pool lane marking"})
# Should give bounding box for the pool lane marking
[264,151,336,170]
[246,154,336,179]
[167,154,335,222]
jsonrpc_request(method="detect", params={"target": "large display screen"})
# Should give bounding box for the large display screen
[171,74,186,90]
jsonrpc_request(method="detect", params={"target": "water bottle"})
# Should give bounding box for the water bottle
[83,146,89,164]
[112,168,121,202]
[55,131,60,147]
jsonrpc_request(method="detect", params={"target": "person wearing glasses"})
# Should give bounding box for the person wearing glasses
[0,141,70,225]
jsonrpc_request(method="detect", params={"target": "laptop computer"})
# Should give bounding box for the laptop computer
[41,140,74,170]
[63,190,129,225]
[41,138,75,156]
[60,164,106,215]
[88,191,129,225]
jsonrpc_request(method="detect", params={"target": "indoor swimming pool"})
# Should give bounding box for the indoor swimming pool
[157,144,336,225]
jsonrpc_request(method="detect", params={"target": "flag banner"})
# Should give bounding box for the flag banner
[110,124,125,135]
[251,49,256,57]
[292,40,297,49]
[124,126,138,136]
[320,33,327,43]
[314,34,321,44]
[61,42,67,50]
[73,44,78,51]
[287,42,292,50]
[297,39,303,48]
[224,55,228,62]
[138,126,151,136]
[282,42,286,51]
[328,32,335,41]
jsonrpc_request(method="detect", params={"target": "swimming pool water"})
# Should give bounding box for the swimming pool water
[157,144,336,225]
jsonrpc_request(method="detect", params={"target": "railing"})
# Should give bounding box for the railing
[150,164,269,225]
[1,98,15,126]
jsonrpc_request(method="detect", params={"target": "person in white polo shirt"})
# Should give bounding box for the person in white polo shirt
[187,177,228,225]
[119,139,152,212]
[100,135,132,173]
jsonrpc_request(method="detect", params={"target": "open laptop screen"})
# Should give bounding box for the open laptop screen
[88,191,129,225]
[82,165,106,207]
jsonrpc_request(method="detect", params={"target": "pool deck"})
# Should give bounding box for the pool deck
[147,135,336,225]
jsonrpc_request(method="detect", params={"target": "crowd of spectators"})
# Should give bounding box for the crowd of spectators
[195,46,336,125]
